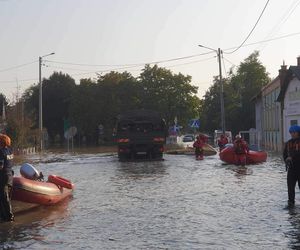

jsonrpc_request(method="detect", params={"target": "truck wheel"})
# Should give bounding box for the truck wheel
[156,153,163,160]
[118,152,127,161]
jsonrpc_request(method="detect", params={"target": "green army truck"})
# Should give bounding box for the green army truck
[116,110,167,161]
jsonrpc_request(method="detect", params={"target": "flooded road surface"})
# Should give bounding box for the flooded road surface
[0,151,299,249]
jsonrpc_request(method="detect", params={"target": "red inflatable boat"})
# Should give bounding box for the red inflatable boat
[12,176,74,206]
[219,146,267,165]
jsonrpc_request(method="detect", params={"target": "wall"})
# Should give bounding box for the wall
[283,77,300,142]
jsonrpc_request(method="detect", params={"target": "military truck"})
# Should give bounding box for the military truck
[115,110,167,161]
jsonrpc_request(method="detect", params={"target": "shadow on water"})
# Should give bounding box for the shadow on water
[116,159,167,180]
[286,205,300,249]
[0,198,72,249]
[224,164,254,178]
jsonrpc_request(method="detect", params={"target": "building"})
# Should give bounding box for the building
[254,57,300,152]
[277,58,300,143]
[253,65,284,151]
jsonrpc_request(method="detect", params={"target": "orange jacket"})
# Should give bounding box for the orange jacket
[233,139,249,154]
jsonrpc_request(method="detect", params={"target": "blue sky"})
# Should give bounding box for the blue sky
[1,0,300,101]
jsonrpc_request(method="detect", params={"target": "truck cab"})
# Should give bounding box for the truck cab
[116,110,166,161]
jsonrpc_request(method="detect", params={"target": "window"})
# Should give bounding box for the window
[290,120,298,126]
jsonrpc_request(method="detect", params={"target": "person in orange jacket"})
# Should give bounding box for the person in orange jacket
[233,134,249,166]
[193,134,206,160]
[217,134,229,151]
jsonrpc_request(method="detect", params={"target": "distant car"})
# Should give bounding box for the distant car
[182,135,195,143]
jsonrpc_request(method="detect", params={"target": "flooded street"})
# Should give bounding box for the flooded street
[0,151,299,249]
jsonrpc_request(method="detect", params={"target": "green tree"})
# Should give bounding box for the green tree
[23,84,39,127]
[228,51,270,133]
[69,72,140,144]
[199,77,224,133]
[200,51,270,135]
[68,78,99,144]
[139,64,200,128]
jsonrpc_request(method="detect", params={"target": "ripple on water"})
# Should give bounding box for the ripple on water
[0,152,298,249]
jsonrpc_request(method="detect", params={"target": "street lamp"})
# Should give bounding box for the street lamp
[198,45,226,134]
[39,52,55,152]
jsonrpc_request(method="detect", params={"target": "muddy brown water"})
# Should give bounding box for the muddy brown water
[0,151,299,249]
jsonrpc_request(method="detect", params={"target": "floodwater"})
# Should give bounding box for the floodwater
[0,150,299,249]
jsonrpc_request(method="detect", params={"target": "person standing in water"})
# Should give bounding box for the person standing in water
[283,125,300,206]
[0,134,14,222]
[193,134,206,160]
[233,134,249,166]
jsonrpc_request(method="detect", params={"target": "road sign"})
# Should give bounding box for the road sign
[189,119,200,128]
[64,126,77,139]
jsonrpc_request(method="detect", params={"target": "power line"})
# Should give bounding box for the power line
[1,26,300,80]
[60,56,217,78]
[45,30,300,76]
[224,31,300,52]
[222,57,236,67]
[71,64,146,77]
[164,56,216,68]
[45,60,142,67]
[262,0,299,40]
[0,78,38,83]
[256,0,300,51]
[48,56,217,75]
[0,60,37,73]
[224,0,270,54]
[45,51,215,68]
[45,64,98,72]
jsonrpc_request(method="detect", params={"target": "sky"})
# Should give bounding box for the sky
[1,0,300,102]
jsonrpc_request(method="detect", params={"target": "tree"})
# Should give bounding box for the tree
[23,72,76,144]
[68,79,99,144]
[139,64,200,128]
[199,77,224,133]
[199,51,270,135]
[68,72,140,144]
[228,51,270,133]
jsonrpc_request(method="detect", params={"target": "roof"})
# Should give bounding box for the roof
[251,76,280,102]
[277,66,300,102]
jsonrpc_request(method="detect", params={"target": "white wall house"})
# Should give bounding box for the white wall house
[253,69,283,152]
[277,65,300,142]
[262,76,282,151]
[253,58,300,151]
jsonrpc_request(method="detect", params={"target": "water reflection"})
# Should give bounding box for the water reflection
[2,152,299,249]
[224,165,254,181]
[116,160,167,179]
[287,206,300,249]
[0,198,72,249]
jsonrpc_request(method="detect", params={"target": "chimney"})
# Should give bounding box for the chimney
[279,60,287,87]
[298,56,300,66]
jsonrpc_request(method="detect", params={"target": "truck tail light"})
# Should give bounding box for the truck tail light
[117,138,130,143]
[153,137,165,142]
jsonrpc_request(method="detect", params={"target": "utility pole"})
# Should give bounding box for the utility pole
[39,56,43,152]
[217,48,226,134]
[39,52,55,153]
[198,45,226,134]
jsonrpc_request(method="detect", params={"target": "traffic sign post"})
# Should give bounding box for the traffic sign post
[64,126,77,152]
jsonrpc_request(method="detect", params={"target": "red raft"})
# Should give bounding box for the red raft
[219,145,267,165]
[12,176,74,206]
